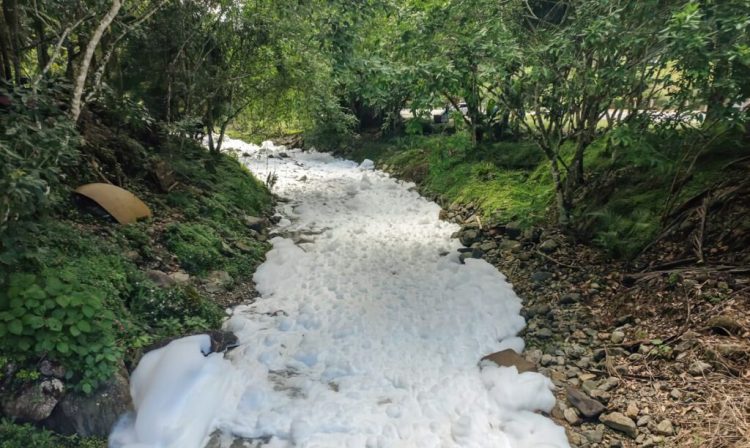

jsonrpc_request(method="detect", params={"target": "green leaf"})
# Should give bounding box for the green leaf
[46,317,63,332]
[82,305,95,318]
[77,320,92,333]
[81,383,93,394]
[56,341,69,354]
[70,326,81,337]
[56,295,71,308]
[8,319,23,335]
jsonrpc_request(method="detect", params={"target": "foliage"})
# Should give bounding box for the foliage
[0,272,121,394]
[130,284,223,331]
[0,86,80,234]
[164,223,223,274]
[0,420,105,448]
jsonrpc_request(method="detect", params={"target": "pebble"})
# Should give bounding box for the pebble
[669,388,683,400]
[654,419,674,436]
[625,402,639,419]
[610,330,625,344]
[564,407,581,425]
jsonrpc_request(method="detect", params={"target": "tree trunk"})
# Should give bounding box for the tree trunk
[2,0,21,85]
[0,13,11,82]
[70,0,123,122]
[31,4,50,71]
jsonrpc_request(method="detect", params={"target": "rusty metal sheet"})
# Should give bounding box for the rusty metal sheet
[75,183,151,224]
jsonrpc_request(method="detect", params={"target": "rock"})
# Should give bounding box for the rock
[481,349,537,373]
[504,221,523,240]
[564,407,582,425]
[625,402,639,419]
[582,380,599,395]
[599,377,620,392]
[589,389,611,403]
[39,360,66,379]
[541,354,556,367]
[559,293,581,305]
[654,419,674,436]
[716,343,745,358]
[458,229,480,247]
[44,371,131,436]
[498,239,522,252]
[566,386,606,418]
[536,328,553,338]
[600,412,638,438]
[206,330,239,353]
[168,271,190,285]
[538,239,559,253]
[688,360,712,376]
[204,270,233,293]
[146,269,176,288]
[610,331,625,344]
[243,215,267,231]
[527,303,551,318]
[2,379,64,422]
[669,388,683,400]
[531,271,553,283]
[584,425,605,443]
[479,240,498,252]
[707,314,743,335]
[637,415,651,427]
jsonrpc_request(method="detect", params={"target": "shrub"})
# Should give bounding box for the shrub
[0,420,105,448]
[129,283,223,331]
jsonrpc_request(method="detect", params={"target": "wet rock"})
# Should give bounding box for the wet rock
[480,349,537,373]
[600,412,637,438]
[3,379,64,422]
[206,330,239,353]
[654,419,674,436]
[44,371,130,436]
[566,386,606,418]
[688,360,712,376]
[539,239,559,253]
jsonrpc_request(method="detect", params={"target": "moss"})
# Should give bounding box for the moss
[163,223,223,274]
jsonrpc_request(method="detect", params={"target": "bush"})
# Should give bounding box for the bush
[0,272,121,394]
[164,223,223,273]
[0,86,81,235]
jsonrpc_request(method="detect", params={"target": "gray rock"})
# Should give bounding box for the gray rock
[610,331,625,344]
[459,229,480,247]
[707,314,743,335]
[625,401,639,419]
[566,386,606,418]
[3,379,64,422]
[688,360,712,376]
[44,371,131,436]
[169,271,191,285]
[654,419,674,436]
[637,415,651,427]
[536,328,553,338]
[527,303,551,318]
[599,377,620,392]
[531,271,553,283]
[600,412,638,438]
[669,388,683,400]
[479,240,498,252]
[584,425,605,443]
[204,270,233,293]
[243,215,267,231]
[538,239,559,253]
[498,239,522,252]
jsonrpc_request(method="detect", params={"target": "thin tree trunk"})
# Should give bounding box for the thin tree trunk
[70,0,123,122]
[31,1,50,71]
[3,0,21,85]
[0,14,11,82]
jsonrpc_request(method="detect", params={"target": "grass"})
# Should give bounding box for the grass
[337,124,747,258]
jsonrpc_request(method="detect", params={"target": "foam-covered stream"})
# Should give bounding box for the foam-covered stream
[110,138,570,448]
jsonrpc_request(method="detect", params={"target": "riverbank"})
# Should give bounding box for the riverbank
[335,133,750,447]
[0,122,273,446]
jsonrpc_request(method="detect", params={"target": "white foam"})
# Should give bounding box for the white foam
[111,137,569,448]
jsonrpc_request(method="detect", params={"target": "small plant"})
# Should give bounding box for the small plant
[0,272,121,393]
[129,283,223,331]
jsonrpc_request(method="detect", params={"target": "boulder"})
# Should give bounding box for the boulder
[44,370,131,437]
[3,379,64,422]
[243,215,267,231]
[481,349,537,373]
[458,229,480,247]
